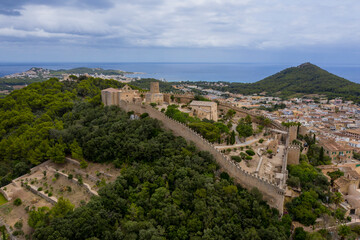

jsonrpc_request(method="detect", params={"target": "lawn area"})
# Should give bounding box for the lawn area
[0,193,7,206]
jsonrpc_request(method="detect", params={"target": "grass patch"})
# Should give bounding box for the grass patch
[0,192,8,206]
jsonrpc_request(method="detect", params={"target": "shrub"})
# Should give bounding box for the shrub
[54,173,60,179]
[267,149,273,154]
[68,174,73,179]
[13,230,24,236]
[150,102,157,107]
[48,192,53,197]
[14,198,22,206]
[231,156,242,162]
[14,220,23,229]
[259,138,264,143]
[246,149,255,156]
[37,187,43,191]
[220,172,230,180]
[80,159,88,169]
[140,113,149,119]
[245,156,252,160]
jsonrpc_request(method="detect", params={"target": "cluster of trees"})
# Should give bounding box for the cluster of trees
[300,134,331,166]
[286,158,347,226]
[0,77,127,186]
[236,115,253,138]
[165,104,230,143]
[27,101,291,239]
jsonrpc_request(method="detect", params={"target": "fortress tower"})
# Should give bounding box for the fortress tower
[150,82,160,93]
[146,82,164,105]
[289,125,298,143]
[287,144,300,165]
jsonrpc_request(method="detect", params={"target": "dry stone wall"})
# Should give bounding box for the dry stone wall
[120,101,285,212]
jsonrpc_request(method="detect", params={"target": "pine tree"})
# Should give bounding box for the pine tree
[230,130,236,145]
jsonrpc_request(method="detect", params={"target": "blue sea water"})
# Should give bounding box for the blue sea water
[0,62,359,83]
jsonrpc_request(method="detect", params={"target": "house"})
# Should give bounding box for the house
[189,101,218,121]
[319,139,353,162]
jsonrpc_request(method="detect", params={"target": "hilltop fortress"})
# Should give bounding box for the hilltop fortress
[101,83,301,212]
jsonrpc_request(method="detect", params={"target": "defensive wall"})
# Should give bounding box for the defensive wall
[218,102,286,131]
[120,101,286,212]
[161,93,286,132]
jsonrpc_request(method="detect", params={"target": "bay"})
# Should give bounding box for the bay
[0,62,359,83]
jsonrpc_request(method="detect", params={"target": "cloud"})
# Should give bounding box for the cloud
[0,0,360,51]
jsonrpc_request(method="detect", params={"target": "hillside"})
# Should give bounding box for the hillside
[219,63,360,101]
[0,77,290,239]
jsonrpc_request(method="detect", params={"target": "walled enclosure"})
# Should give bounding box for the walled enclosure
[119,101,285,212]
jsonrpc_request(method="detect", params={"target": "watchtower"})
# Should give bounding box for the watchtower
[287,144,300,165]
[289,125,298,143]
[150,82,160,93]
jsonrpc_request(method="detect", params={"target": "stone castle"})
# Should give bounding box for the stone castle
[101,82,218,121]
[100,82,303,212]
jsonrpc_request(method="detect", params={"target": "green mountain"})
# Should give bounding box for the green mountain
[221,63,360,102]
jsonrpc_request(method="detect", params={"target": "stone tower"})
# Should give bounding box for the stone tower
[287,144,300,165]
[146,82,164,105]
[150,82,160,93]
[289,125,298,143]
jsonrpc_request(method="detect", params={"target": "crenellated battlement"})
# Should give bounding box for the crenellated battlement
[119,100,286,211]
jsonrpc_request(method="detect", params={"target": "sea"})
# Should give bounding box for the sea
[0,62,360,83]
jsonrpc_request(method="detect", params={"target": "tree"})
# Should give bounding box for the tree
[338,225,351,240]
[245,115,252,124]
[230,130,236,145]
[70,139,84,161]
[225,109,236,120]
[50,197,74,219]
[236,118,253,138]
[13,198,22,206]
[28,207,50,229]
[319,146,324,163]
[47,142,66,164]
[80,159,88,169]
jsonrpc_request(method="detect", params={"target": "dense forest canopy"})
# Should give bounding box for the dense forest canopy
[0,77,128,186]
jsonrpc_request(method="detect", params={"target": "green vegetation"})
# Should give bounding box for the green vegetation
[165,104,230,143]
[0,192,7,205]
[13,198,22,206]
[0,77,128,187]
[236,115,253,138]
[23,96,290,239]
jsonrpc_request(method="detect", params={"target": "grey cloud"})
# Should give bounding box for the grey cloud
[0,0,360,50]
[0,0,114,16]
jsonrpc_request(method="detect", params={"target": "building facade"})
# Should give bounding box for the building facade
[189,101,218,121]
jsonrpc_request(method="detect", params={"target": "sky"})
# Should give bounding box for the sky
[0,0,360,64]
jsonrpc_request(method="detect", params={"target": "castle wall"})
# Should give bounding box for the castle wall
[120,101,285,212]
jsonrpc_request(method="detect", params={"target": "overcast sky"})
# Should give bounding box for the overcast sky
[0,0,359,63]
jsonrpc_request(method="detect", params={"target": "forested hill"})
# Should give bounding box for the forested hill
[221,63,360,101]
[0,77,291,239]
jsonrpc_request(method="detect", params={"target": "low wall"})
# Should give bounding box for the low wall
[120,101,285,212]
[27,184,58,205]
[47,167,98,197]
[0,188,10,201]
